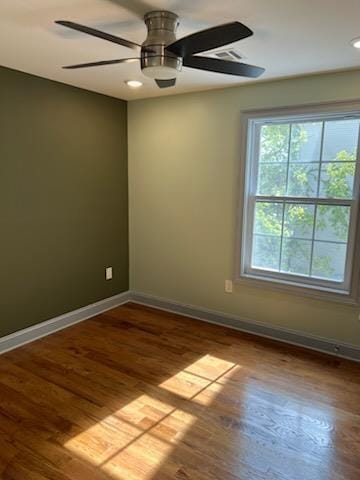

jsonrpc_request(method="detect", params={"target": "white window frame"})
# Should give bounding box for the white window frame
[236,101,360,305]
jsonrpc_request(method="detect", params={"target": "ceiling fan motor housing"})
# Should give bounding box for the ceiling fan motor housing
[141,11,182,80]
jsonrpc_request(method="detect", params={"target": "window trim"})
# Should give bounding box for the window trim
[235,100,360,305]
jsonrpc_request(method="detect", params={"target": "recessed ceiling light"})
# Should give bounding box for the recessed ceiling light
[125,80,143,88]
[351,37,360,49]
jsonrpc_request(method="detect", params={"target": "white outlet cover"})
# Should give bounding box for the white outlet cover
[106,267,113,280]
[225,280,233,293]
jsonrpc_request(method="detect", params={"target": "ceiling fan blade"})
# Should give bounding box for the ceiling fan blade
[183,56,265,78]
[166,22,253,57]
[63,58,139,69]
[155,78,177,88]
[55,20,142,51]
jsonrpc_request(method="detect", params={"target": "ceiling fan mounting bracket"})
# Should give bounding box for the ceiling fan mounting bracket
[143,11,179,35]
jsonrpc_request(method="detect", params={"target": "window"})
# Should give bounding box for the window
[238,104,360,303]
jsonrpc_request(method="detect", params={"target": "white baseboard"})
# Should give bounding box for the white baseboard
[130,291,360,362]
[0,291,131,355]
[1,289,359,362]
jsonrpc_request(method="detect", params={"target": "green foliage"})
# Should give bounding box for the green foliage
[253,236,280,271]
[321,150,356,199]
[312,255,333,278]
[254,121,357,279]
[258,164,287,196]
[260,124,289,162]
[281,239,311,275]
[316,205,349,242]
[288,164,318,196]
[283,204,314,238]
[255,202,282,236]
[290,124,311,161]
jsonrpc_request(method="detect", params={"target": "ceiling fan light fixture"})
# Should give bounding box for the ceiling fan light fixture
[142,64,179,80]
[125,80,143,88]
[351,37,360,49]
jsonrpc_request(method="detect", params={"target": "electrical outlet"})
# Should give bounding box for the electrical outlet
[105,267,113,280]
[225,279,233,293]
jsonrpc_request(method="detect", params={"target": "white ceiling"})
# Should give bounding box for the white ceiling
[1,0,360,101]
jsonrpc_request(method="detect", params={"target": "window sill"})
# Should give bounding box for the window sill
[235,272,359,305]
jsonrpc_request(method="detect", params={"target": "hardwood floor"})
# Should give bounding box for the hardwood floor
[0,303,359,480]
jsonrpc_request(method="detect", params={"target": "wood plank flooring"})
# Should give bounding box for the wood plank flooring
[0,302,359,480]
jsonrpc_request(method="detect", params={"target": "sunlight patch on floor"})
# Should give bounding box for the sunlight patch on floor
[115,393,175,425]
[64,416,143,466]
[184,354,236,381]
[63,389,195,470]
[64,355,237,479]
[158,369,210,398]
[150,409,199,444]
[192,381,226,407]
[103,431,176,480]
[159,354,237,398]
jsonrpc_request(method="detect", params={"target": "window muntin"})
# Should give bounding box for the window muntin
[241,113,360,296]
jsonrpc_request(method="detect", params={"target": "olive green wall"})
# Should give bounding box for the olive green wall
[128,69,360,347]
[0,66,128,337]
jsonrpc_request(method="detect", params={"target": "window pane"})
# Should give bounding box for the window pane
[315,205,350,243]
[281,239,312,276]
[257,164,287,195]
[319,162,356,199]
[252,235,280,271]
[254,202,283,236]
[322,119,359,162]
[259,124,290,163]
[290,122,322,163]
[246,113,359,292]
[311,242,347,281]
[287,163,319,197]
[283,204,315,239]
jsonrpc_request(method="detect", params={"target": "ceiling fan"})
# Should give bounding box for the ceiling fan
[55,11,265,89]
